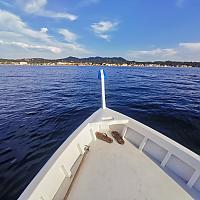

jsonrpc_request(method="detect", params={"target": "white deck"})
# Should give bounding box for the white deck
[67,137,192,200]
[18,108,200,200]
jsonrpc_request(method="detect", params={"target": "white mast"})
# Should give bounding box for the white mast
[100,69,106,109]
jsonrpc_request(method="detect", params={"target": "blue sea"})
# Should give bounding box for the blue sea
[0,65,200,199]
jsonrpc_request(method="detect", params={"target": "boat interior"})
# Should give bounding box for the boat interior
[19,108,200,200]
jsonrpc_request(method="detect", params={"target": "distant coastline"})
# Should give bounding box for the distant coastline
[0,57,199,68]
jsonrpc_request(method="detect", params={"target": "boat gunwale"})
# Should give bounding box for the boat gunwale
[18,108,102,199]
[18,107,200,199]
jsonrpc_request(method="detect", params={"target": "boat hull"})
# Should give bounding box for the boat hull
[18,108,200,200]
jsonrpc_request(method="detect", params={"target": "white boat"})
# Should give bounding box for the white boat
[19,69,200,200]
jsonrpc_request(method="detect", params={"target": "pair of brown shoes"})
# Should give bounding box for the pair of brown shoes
[95,131,125,145]
[111,131,125,145]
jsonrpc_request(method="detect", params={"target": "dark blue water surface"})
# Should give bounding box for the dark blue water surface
[0,65,200,199]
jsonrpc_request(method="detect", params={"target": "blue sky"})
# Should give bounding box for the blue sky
[0,0,200,61]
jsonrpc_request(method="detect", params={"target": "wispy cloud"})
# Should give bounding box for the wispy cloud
[179,42,200,50]
[58,29,90,55]
[98,34,111,41]
[58,29,78,43]
[127,42,200,61]
[0,9,90,58]
[40,27,48,33]
[91,20,119,41]
[18,0,78,21]
[0,40,61,53]
[23,0,46,13]
[128,48,177,58]
[0,9,51,42]
[37,10,78,21]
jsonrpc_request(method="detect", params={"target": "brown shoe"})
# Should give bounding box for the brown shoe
[95,132,113,143]
[111,131,125,145]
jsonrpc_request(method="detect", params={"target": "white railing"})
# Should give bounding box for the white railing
[18,123,96,200]
[119,119,200,193]
[18,107,200,199]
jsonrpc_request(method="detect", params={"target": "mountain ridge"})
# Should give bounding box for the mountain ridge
[0,56,200,67]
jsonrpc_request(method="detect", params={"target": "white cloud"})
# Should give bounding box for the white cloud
[179,43,200,50]
[0,40,61,53]
[91,20,118,41]
[127,42,200,61]
[128,48,177,58]
[37,10,77,21]
[19,0,78,21]
[58,28,88,54]
[63,43,90,53]
[99,34,111,41]
[91,21,118,33]
[24,0,46,13]
[0,9,50,42]
[40,27,48,33]
[0,10,91,58]
[58,29,77,43]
